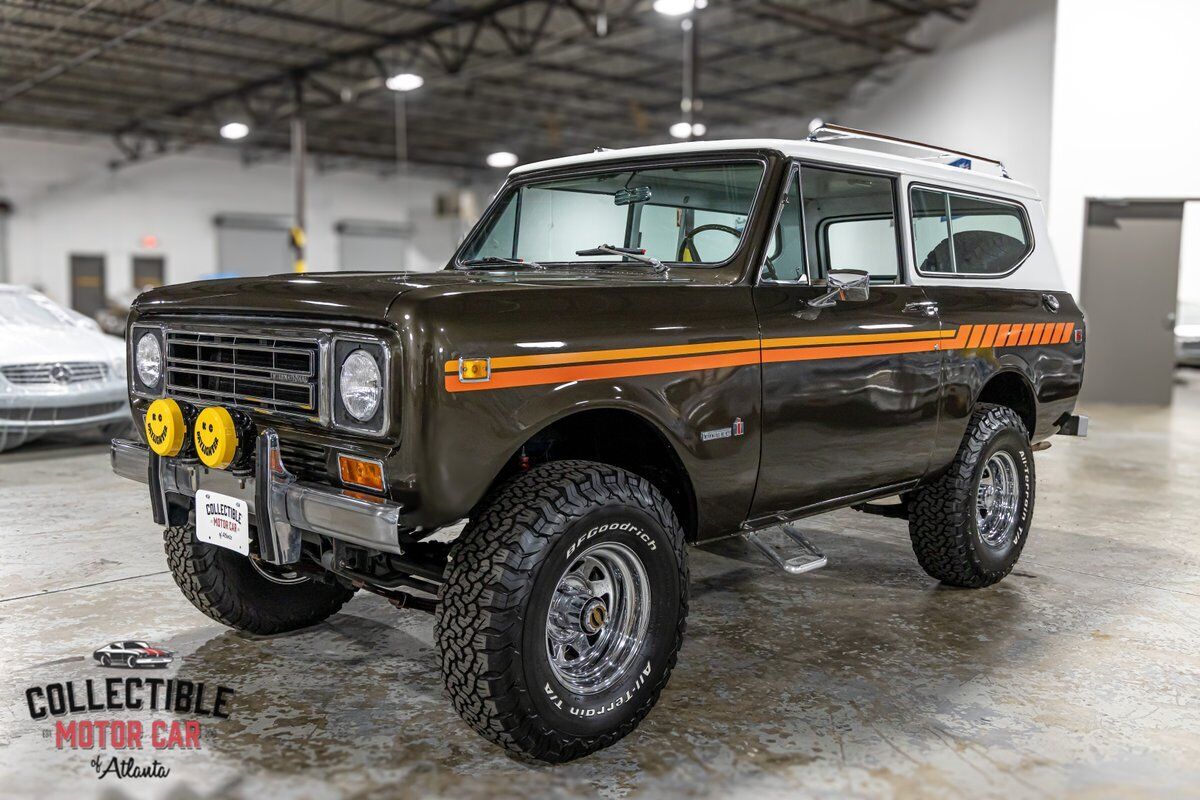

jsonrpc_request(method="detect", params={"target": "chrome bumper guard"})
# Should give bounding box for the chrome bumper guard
[111,431,404,564]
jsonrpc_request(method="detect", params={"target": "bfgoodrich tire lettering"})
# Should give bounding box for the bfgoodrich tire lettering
[908,403,1035,588]
[436,460,688,763]
[164,524,353,635]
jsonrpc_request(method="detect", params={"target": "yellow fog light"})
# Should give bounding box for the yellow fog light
[194,406,239,470]
[144,398,185,457]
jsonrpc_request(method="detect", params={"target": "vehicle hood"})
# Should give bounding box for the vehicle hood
[133,269,706,321]
[135,646,171,656]
[0,324,124,367]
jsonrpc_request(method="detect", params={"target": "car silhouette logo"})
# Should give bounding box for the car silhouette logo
[49,363,72,383]
[93,640,174,669]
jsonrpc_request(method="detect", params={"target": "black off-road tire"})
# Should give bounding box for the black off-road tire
[436,460,688,763]
[164,524,353,635]
[908,403,1035,588]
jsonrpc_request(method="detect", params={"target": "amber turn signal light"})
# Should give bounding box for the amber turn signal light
[338,454,385,492]
[458,357,491,382]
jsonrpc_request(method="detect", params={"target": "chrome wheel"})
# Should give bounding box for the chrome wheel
[545,542,651,696]
[250,559,308,585]
[976,450,1020,547]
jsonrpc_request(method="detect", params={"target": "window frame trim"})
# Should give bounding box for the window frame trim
[908,182,1035,280]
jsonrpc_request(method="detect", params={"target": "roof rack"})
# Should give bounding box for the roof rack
[807,123,1010,179]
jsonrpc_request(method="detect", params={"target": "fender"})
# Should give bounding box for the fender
[387,280,762,539]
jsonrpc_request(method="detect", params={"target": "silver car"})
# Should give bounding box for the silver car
[0,284,131,452]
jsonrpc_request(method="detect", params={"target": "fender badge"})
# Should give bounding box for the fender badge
[701,417,746,442]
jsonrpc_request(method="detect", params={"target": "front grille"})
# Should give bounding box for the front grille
[0,401,124,421]
[279,439,328,481]
[165,330,321,418]
[1,362,108,385]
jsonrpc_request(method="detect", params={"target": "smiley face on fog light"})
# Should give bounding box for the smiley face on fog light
[193,406,239,470]
[144,398,185,457]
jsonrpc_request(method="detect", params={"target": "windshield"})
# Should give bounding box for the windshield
[0,291,76,328]
[458,161,765,268]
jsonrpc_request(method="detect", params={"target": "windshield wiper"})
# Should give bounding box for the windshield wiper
[574,244,666,273]
[457,256,544,271]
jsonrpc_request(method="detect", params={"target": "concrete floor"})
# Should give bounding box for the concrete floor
[2,378,1199,800]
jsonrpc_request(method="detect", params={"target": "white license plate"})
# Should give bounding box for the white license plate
[195,490,250,556]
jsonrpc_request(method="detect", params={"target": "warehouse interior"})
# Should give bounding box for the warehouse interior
[1,1,1198,797]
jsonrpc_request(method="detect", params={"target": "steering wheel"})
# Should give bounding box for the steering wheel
[677,223,742,263]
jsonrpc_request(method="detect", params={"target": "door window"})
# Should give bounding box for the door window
[801,166,900,283]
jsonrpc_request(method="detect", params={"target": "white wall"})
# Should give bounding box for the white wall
[831,0,1057,197]
[1048,0,1200,294]
[0,127,481,306]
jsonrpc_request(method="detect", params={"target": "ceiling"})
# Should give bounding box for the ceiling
[0,0,978,174]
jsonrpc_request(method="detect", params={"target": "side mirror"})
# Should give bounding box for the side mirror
[798,269,870,317]
[826,269,870,302]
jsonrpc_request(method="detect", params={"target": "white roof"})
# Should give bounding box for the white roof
[510,138,1040,201]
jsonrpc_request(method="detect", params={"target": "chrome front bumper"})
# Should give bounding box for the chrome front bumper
[111,431,404,564]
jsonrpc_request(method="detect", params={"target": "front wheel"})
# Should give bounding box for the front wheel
[436,460,688,762]
[908,403,1035,588]
[164,524,354,635]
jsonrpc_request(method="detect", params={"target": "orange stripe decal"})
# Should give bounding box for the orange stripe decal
[945,324,973,349]
[445,319,1075,392]
[762,338,943,364]
[445,349,760,393]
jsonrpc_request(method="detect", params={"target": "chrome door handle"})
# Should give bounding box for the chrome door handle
[903,300,939,317]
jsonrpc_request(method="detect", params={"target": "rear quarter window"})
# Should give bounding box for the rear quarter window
[910,186,1032,277]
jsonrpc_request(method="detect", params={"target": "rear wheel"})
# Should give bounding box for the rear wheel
[99,654,111,668]
[436,460,688,762]
[164,524,353,635]
[908,403,1034,588]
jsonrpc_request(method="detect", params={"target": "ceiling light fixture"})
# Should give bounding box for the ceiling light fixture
[486,151,518,168]
[386,72,424,92]
[653,0,702,16]
[669,121,706,139]
[219,122,249,140]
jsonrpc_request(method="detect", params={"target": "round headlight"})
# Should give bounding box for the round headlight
[135,333,162,387]
[339,350,381,422]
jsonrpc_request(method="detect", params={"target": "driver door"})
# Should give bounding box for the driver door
[750,163,943,517]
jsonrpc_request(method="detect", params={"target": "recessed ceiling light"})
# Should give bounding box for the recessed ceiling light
[669,121,706,139]
[653,0,698,15]
[219,122,249,140]
[486,151,519,168]
[386,73,424,92]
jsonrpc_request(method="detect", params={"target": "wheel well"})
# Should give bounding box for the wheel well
[499,409,698,541]
[977,371,1036,436]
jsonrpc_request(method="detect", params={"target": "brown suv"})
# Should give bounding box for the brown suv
[113,130,1086,762]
